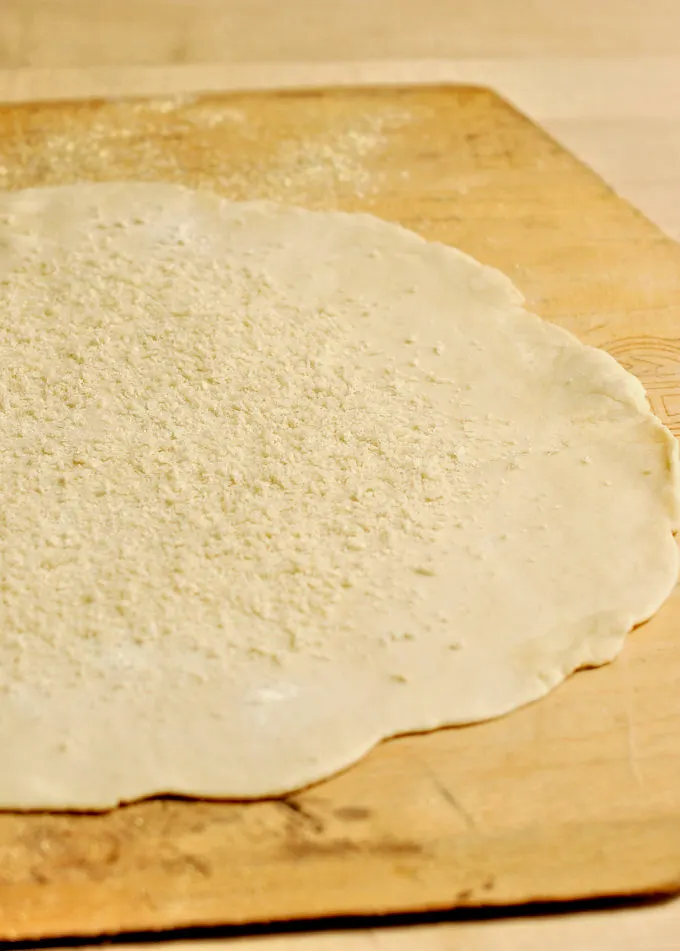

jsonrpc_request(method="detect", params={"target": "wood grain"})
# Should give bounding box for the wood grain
[1,86,680,942]
[2,58,680,249]
[4,1,680,254]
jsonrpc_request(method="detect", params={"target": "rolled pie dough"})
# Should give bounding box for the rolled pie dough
[0,182,678,810]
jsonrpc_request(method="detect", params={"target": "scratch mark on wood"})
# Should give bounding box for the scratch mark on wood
[278,796,325,833]
[418,760,478,833]
[620,653,644,788]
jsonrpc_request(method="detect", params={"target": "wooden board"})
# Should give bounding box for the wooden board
[1,86,680,942]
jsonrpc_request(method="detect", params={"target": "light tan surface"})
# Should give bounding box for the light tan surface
[75,898,680,951]
[2,87,680,945]
[4,0,680,67]
[2,2,680,949]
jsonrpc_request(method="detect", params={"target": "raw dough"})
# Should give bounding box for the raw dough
[0,182,678,810]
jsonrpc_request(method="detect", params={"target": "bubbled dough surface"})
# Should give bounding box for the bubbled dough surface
[0,182,678,809]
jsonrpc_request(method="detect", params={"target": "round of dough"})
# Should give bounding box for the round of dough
[0,183,678,809]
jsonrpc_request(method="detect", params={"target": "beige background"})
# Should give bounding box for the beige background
[2,2,680,949]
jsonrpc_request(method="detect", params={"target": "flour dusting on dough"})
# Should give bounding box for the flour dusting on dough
[0,182,677,809]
